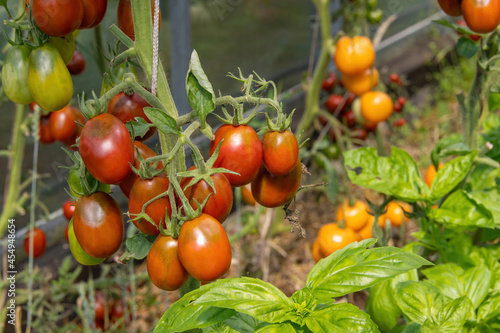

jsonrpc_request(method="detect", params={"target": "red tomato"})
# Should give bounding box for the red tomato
[63,200,76,220]
[241,184,256,206]
[39,114,55,144]
[209,125,263,187]
[325,94,345,114]
[79,113,134,184]
[93,291,107,322]
[393,102,402,113]
[48,105,77,141]
[128,175,172,236]
[251,158,302,208]
[24,227,46,258]
[438,0,462,16]
[32,0,83,37]
[262,130,299,176]
[397,96,407,107]
[147,235,189,291]
[457,19,482,41]
[389,73,403,86]
[64,224,69,242]
[107,92,156,141]
[352,128,368,141]
[461,0,500,33]
[119,141,162,198]
[322,72,337,91]
[117,0,161,41]
[177,214,232,282]
[80,0,108,29]
[342,110,356,128]
[73,192,124,258]
[63,107,86,150]
[393,118,406,127]
[181,167,233,223]
[67,50,86,75]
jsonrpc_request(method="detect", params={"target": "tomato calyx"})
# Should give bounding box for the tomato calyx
[265,109,295,132]
[63,149,109,199]
[129,146,165,180]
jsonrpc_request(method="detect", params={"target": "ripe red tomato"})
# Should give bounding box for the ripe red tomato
[24,227,46,258]
[461,0,500,33]
[73,192,124,258]
[325,94,345,114]
[117,0,161,41]
[32,0,83,37]
[241,184,256,206]
[389,73,403,86]
[48,105,77,141]
[111,300,125,320]
[93,291,107,322]
[39,114,55,144]
[438,0,462,16]
[393,118,406,127]
[147,235,189,291]
[209,124,263,187]
[177,213,232,282]
[342,110,356,128]
[67,50,86,75]
[261,130,299,176]
[63,200,76,220]
[128,175,172,236]
[64,107,86,150]
[322,72,337,91]
[79,113,134,184]
[119,141,162,198]
[397,96,407,107]
[251,158,302,208]
[181,167,233,223]
[80,0,108,29]
[107,92,156,141]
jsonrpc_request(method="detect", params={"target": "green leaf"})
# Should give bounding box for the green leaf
[223,313,262,333]
[192,277,294,324]
[366,271,417,331]
[125,117,154,140]
[468,165,499,192]
[186,50,215,125]
[306,239,432,300]
[203,322,237,333]
[254,323,296,333]
[469,190,500,228]
[430,134,469,166]
[401,322,422,333]
[421,297,473,333]
[396,281,445,325]
[457,37,480,58]
[461,265,491,309]
[429,152,477,201]
[119,233,156,261]
[428,190,495,228]
[143,107,180,134]
[481,113,500,161]
[432,19,477,36]
[477,291,500,322]
[344,147,430,202]
[489,92,500,112]
[304,303,380,333]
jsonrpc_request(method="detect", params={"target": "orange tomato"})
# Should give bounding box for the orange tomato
[241,184,256,206]
[341,68,379,96]
[424,163,444,188]
[317,223,361,256]
[359,214,386,239]
[461,0,500,34]
[385,201,411,227]
[336,199,370,231]
[311,239,325,263]
[360,91,393,124]
[334,36,375,75]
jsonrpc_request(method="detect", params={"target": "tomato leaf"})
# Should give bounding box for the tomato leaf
[125,117,154,140]
[457,37,480,58]
[344,147,430,202]
[186,50,215,125]
[395,281,445,325]
[304,303,379,333]
[421,297,473,333]
[428,190,495,229]
[433,19,476,36]
[119,233,156,262]
[143,107,180,134]
[428,152,477,201]
[306,239,432,300]
[366,270,417,332]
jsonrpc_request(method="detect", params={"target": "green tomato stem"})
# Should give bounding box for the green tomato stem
[93,24,106,75]
[0,104,26,237]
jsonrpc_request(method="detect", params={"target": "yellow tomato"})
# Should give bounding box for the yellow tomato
[360,91,393,124]
[385,201,411,227]
[334,36,375,75]
[341,68,379,96]
[317,223,361,256]
[336,199,370,231]
[424,163,444,188]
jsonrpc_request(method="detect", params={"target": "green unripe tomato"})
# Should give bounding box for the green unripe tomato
[367,9,384,24]
[2,45,33,104]
[68,219,105,265]
[68,168,110,198]
[28,44,73,112]
[49,34,76,65]
[367,0,378,9]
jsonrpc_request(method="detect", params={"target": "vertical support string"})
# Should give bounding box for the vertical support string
[152,0,160,96]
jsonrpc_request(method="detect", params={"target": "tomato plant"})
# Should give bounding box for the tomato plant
[73,192,124,258]
[177,213,232,282]
[209,124,263,187]
[147,235,189,291]
[24,227,46,258]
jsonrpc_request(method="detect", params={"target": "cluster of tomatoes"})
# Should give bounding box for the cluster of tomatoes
[37,104,85,147]
[89,290,130,331]
[311,162,444,262]
[438,0,500,34]
[311,200,411,262]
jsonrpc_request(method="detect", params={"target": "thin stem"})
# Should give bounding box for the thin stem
[374,125,387,156]
[215,95,281,114]
[0,104,26,237]
[93,24,106,75]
